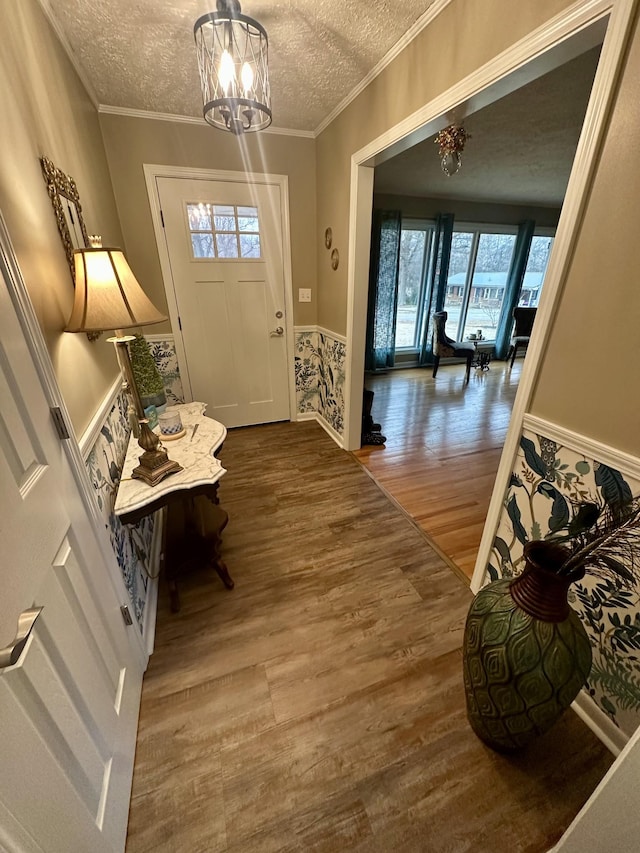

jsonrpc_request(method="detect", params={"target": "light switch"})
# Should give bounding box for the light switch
[298,288,312,303]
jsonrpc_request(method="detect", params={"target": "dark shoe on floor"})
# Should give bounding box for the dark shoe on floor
[361,431,386,445]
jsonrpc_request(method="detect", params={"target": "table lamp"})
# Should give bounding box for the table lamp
[66,237,182,486]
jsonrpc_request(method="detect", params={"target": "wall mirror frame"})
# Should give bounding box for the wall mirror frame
[40,155,100,340]
[40,155,89,275]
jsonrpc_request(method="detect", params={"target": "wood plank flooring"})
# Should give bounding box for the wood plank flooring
[354,362,522,580]
[126,420,613,853]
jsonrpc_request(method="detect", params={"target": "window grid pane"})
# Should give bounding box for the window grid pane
[520,236,553,307]
[394,228,429,349]
[187,202,261,259]
[462,233,516,341]
[443,232,474,339]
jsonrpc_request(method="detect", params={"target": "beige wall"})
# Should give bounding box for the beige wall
[1,0,125,435]
[530,9,640,455]
[315,0,571,334]
[99,115,317,330]
[316,0,639,454]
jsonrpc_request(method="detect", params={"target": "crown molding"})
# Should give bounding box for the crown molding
[98,105,315,138]
[37,0,100,109]
[39,0,450,141]
[314,0,452,137]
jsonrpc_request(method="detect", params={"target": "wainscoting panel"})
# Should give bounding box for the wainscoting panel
[83,388,155,634]
[294,329,320,414]
[146,334,184,405]
[490,419,640,738]
[294,326,346,443]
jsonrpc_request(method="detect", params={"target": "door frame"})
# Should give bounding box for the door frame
[341,0,637,592]
[0,209,147,670]
[144,165,297,421]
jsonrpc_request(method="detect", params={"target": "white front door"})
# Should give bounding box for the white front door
[157,176,290,428]
[0,222,143,852]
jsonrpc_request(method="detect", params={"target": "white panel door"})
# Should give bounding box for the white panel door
[157,176,290,428]
[0,230,142,852]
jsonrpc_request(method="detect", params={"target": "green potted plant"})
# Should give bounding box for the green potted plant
[129,334,166,414]
[463,496,640,751]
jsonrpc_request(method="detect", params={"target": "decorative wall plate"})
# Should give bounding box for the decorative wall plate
[331,248,339,270]
[324,227,332,249]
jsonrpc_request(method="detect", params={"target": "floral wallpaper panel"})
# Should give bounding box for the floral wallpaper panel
[148,336,184,405]
[318,331,346,436]
[295,329,346,436]
[491,428,640,736]
[157,328,346,435]
[295,330,320,414]
[85,389,154,633]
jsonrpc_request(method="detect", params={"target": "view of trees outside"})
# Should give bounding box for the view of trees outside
[393,224,554,350]
[462,233,516,340]
[394,228,429,348]
[520,236,553,307]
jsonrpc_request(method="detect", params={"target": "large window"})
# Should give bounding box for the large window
[448,231,517,341]
[394,223,433,349]
[519,235,553,307]
[394,220,554,349]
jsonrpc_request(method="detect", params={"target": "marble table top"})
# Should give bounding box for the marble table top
[114,402,227,519]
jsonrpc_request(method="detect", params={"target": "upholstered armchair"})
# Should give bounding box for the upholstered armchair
[508,307,537,367]
[432,311,475,383]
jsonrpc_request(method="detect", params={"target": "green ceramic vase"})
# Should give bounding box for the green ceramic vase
[463,541,592,752]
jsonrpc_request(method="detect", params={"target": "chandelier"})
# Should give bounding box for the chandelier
[194,0,272,135]
[434,125,470,176]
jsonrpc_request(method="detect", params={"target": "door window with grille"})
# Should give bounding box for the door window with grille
[187,202,262,259]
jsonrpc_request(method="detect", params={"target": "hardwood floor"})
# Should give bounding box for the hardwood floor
[354,361,522,580]
[126,420,612,853]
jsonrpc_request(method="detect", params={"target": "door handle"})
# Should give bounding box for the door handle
[270,326,284,337]
[0,607,43,669]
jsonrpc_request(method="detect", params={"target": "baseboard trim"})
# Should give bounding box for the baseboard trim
[571,690,628,756]
[296,411,344,448]
[523,414,640,481]
[316,414,345,448]
[142,509,164,660]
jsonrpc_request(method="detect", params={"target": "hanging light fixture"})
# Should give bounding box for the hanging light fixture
[194,0,272,135]
[434,125,470,176]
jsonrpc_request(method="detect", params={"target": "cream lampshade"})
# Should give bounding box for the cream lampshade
[65,238,181,487]
[67,245,167,334]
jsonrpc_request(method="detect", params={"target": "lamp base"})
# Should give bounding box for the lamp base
[132,448,183,487]
[131,420,183,486]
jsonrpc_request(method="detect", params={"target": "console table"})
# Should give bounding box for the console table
[114,402,234,610]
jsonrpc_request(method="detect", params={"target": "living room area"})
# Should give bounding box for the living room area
[354,46,601,582]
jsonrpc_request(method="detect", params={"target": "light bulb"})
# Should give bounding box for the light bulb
[219,50,236,94]
[241,62,254,95]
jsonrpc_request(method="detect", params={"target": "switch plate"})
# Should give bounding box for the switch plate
[298,288,312,303]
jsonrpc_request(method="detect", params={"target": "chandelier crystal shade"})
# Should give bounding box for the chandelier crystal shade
[194,0,272,135]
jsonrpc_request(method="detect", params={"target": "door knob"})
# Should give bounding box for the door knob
[270,326,284,336]
[0,607,43,669]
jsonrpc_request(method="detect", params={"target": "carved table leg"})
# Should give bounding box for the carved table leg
[195,496,235,591]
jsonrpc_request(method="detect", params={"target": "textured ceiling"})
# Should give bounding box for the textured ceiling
[45,0,439,131]
[374,48,602,208]
[43,2,601,207]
